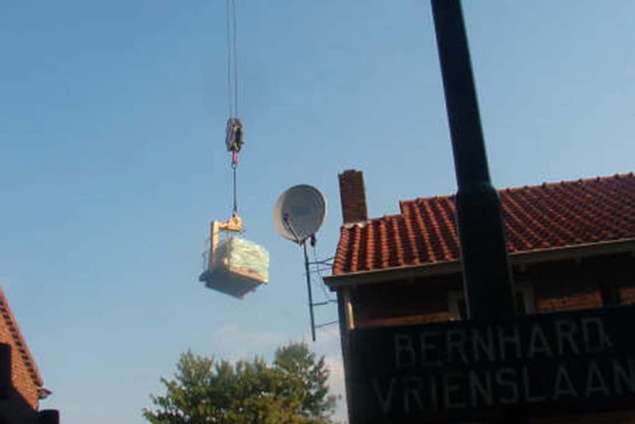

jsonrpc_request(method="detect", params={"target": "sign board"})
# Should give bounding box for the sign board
[348,305,635,423]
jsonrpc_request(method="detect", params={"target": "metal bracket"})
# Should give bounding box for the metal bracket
[210,212,243,270]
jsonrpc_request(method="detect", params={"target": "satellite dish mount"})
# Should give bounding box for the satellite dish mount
[274,185,333,341]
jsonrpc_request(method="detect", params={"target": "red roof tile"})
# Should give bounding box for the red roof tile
[332,173,635,275]
[0,287,43,388]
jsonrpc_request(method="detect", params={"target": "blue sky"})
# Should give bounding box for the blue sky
[1,1,634,422]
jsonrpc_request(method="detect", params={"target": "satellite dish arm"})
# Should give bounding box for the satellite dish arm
[282,214,303,244]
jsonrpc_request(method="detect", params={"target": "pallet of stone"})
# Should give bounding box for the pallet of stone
[200,236,269,299]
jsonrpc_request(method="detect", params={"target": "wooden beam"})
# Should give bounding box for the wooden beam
[324,239,635,289]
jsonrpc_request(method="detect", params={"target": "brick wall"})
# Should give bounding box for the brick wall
[619,285,635,305]
[534,278,635,312]
[350,256,634,328]
[350,275,460,328]
[535,286,603,312]
[0,302,40,423]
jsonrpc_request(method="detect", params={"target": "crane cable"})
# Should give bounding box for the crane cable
[226,0,241,215]
[226,0,238,118]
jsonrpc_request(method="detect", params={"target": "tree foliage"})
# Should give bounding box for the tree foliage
[143,342,337,424]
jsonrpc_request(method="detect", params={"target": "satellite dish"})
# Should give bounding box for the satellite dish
[274,185,326,244]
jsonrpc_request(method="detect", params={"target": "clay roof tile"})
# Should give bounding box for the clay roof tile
[332,173,635,275]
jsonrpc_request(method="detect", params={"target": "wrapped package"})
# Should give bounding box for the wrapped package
[213,237,269,282]
[201,236,269,298]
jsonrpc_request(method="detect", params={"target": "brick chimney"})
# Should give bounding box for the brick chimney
[338,169,368,224]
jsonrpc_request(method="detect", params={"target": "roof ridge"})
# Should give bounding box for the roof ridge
[342,214,403,229]
[0,286,43,388]
[399,193,453,207]
[501,172,635,194]
[398,172,634,208]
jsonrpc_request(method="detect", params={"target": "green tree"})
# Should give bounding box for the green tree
[274,343,336,420]
[143,342,338,424]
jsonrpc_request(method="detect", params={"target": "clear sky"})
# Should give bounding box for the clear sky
[1,1,634,423]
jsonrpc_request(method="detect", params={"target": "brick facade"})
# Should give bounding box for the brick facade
[343,255,635,327]
[328,170,635,423]
[535,283,604,312]
[620,286,635,305]
[0,288,43,424]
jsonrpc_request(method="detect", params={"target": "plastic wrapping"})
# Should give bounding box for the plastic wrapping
[213,237,269,283]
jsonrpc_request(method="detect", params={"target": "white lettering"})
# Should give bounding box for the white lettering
[472,327,495,362]
[395,334,415,369]
[581,318,610,353]
[468,371,493,407]
[443,373,467,409]
[584,360,610,397]
[496,368,519,404]
[552,364,578,399]
[402,377,425,413]
[497,325,522,360]
[522,366,546,402]
[373,378,396,414]
[555,319,580,355]
[447,329,468,363]
[612,358,635,395]
[527,324,554,358]
[420,332,442,366]
[429,374,439,411]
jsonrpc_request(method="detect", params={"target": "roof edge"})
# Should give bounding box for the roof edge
[325,238,635,289]
[0,287,44,388]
